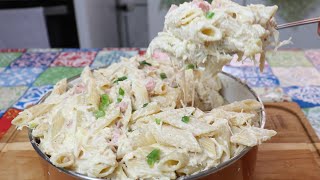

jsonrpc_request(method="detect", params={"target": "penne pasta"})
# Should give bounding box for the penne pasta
[158,151,189,172]
[107,163,130,180]
[132,102,161,121]
[230,126,277,146]
[130,128,156,149]
[152,125,202,153]
[198,137,217,159]
[125,159,176,179]
[153,81,168,95]
[131,80,149,110]
[12,103,54,126]
[88,163,116,178]
[50,152,75,168]
[218,99,262,112]
[150,87,181,109]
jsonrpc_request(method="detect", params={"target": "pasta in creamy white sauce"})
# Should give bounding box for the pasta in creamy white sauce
[12,0,281,179]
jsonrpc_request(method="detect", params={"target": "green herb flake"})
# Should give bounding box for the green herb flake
[113,76,127,83]
[186,64,195,70]
[117,97,123,103]
[147,149,161,167]
[119,88,125,96]
[99,94,110,110]
[142,103,149,108]
[181,116,190,123]
[101,94,110,105]
[160,72,167,80]
[28,122,38,128]
[95,110,105,118]
[155,118,161,125]
[139,60,152,66]
[206,11,214,19]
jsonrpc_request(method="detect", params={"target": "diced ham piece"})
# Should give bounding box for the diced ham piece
[145,78,156,91]
[146,66,157,72]
[170,81,179,88]
[116,121,122,128]
[192,0,211,12]
[111,127,121,144]
[111,121,123,144]
[152,50,170,62]
[74,83,85,94]
[118,101,128,113]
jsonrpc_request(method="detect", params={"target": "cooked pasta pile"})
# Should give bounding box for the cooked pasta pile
[148,0,281,73]
[147,0,286,108]
[12,61,276,179]
[12,0,279,179]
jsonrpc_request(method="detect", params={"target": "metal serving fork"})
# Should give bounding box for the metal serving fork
[276,17,320,35]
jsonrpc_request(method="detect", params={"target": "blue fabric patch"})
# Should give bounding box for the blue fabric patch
[0,67,44,86]
[245,76,280,87]
[222,66,245,78]
[222,65,274,78]
[241,66,274,78]
[0,109,5,118]
[283,86,320,108]
[10,52,59,68]
[27,48,62,53]
[13,85,53,110]
[222,65,279,87]
[63,48,101,52]
[91,50,138,68]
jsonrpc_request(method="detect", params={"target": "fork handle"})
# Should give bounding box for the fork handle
[276,17,320,29]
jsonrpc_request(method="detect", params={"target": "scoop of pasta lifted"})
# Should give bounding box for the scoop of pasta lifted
[148,0,283,73]
[147,0,287,109]
[12,0,279,179]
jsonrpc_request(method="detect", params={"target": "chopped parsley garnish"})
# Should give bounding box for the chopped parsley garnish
[206,11,215,19]
[113,76,127,83]
[95,94,111,119]
[95,110,105,118]
[186,64,195,70]
[117,88,125,102]
[147,149,161,167]
[28,122,38,128]
[160,73,167,80]
[181,116,190,123]
[142,103,149,108]
[99,94,110,110]
[155,118,161,125]
[119,88,125,96]
[139,60,152,66]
